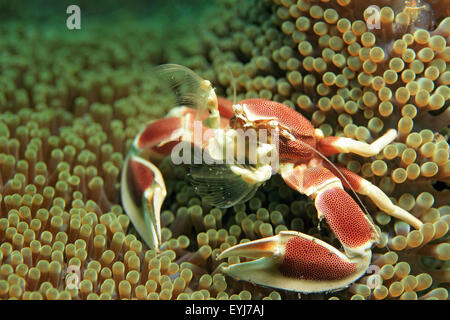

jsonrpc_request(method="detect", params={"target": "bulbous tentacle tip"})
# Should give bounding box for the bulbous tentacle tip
[432,16,450,37]
[219,231,372,293]
[121,154,167,250]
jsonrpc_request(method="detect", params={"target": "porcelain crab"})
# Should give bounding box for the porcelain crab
[121,64,423,293]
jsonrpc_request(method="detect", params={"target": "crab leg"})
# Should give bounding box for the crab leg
[315,127,422,228]
[323,164,423,229]
[135,102,232,156]
[121,109,196,250]
[317,129,397,157]
[280,164,379,256]
[217,96,235,119]
[135,109,195,156]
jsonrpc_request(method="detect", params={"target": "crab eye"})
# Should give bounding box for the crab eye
[229,115,237,128]
[232,103,243,113]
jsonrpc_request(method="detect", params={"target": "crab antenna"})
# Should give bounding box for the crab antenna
[229,65,237,106]
[196,23,237,105]
[209,40,237,105]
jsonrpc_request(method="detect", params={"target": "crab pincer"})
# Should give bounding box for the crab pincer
[121,154,166,250]
[218,231,372,293]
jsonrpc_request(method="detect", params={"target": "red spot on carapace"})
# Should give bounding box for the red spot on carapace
[279,236,357,281]
[316,187,374,248]
[240,98,315,139]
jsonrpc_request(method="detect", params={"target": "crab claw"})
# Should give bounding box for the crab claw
[121,154,167,250]
[218,231,371,293]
